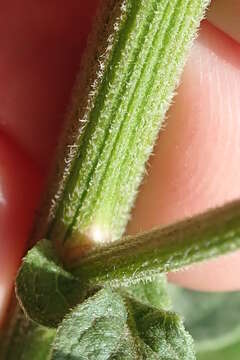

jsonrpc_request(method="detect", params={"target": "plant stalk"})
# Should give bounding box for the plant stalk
[33,0,210,263]
[71,199,240,287]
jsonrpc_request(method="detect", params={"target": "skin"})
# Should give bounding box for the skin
[0,0,239,324]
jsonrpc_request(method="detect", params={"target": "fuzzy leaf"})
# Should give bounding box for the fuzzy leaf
[16,240,86,327]
[127,296,195,360]
[51,287,128,360]
[51,287,195,360]
[123,274,172,311]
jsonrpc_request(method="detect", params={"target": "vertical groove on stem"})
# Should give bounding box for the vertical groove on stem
[31,0,209,261]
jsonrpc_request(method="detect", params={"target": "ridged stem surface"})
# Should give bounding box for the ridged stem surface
[40,0,210,260]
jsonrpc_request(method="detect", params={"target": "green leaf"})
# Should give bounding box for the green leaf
[169,285,240,352]
[16,240,86,327]
[122,274,172,311]
[51,287,195,360]
[127,296,195,360]
[51,287,127,360]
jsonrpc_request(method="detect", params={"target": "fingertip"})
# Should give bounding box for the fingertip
[168,250,240,292]
[0,1,100,167]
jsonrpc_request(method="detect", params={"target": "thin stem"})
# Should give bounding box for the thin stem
[71,200,240,287]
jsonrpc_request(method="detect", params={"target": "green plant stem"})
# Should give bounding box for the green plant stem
[71,199,240,287]
[33,0,210,262]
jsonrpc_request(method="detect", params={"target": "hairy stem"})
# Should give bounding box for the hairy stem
[71,199,240,287]
[33,0,210,262]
